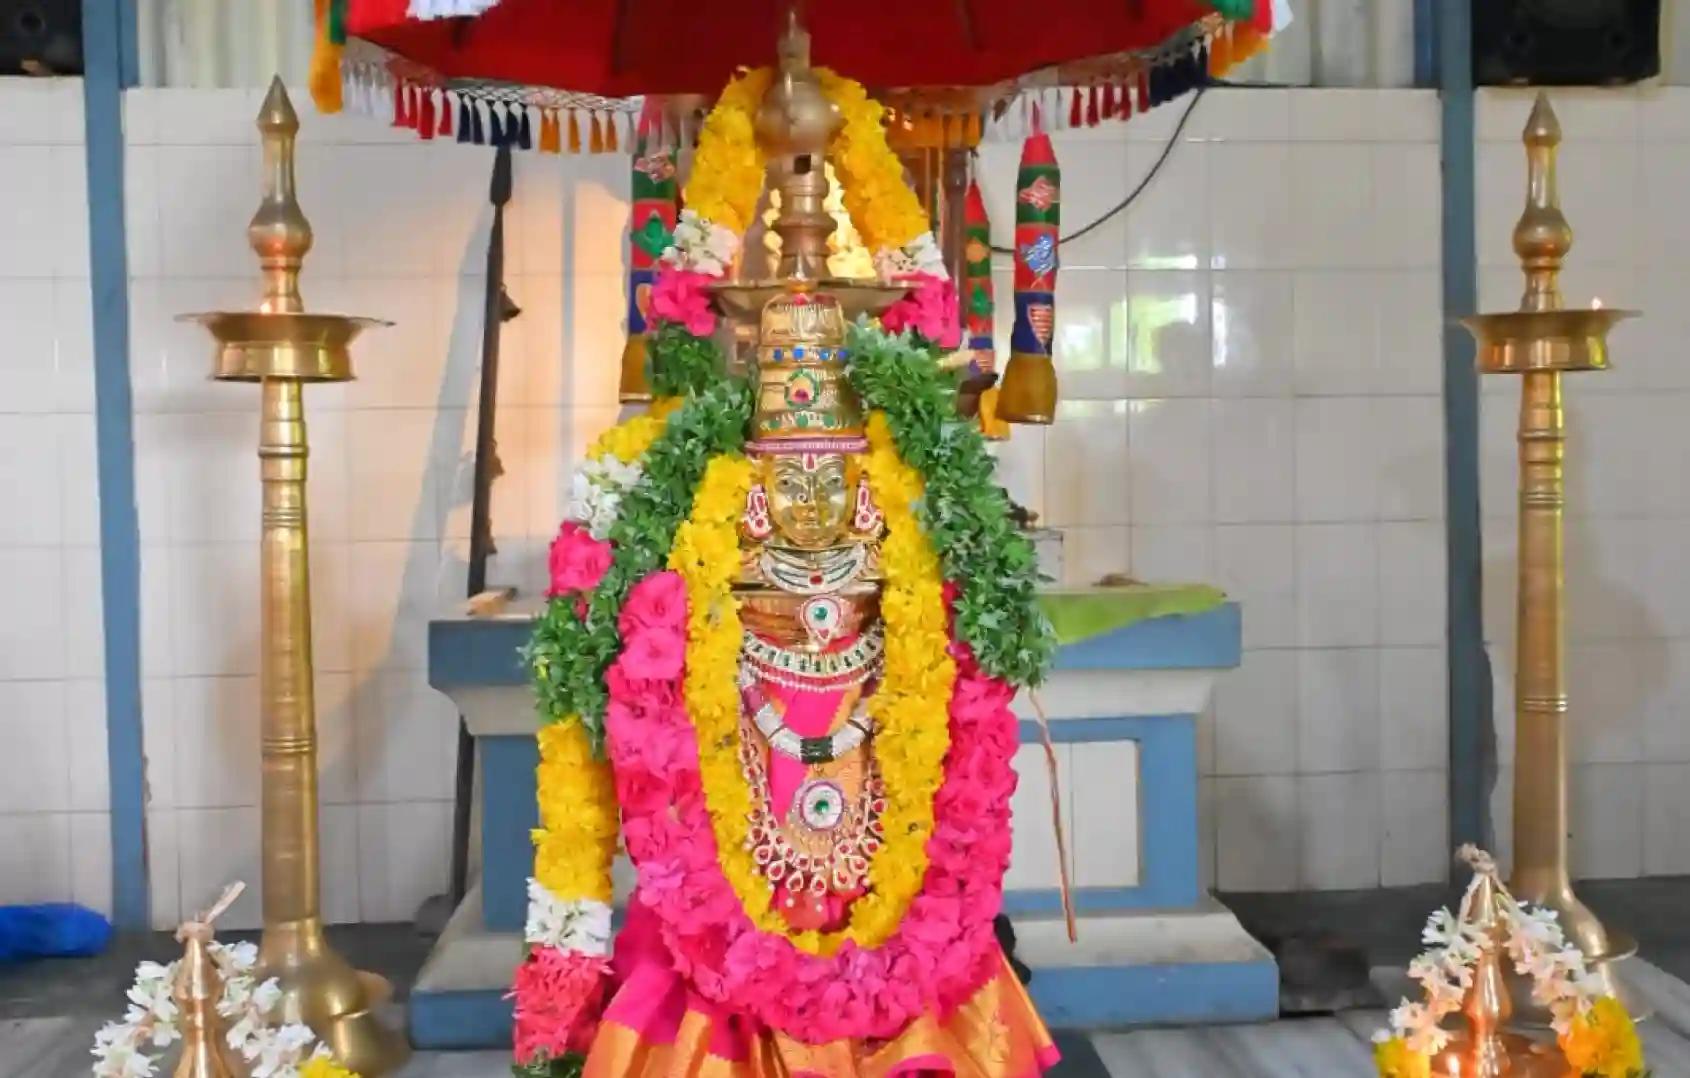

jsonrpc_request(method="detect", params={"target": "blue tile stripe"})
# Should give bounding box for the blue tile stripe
[1026,960,1279,1029]
[481,736,540,932]
[1439,0,1491,856]
[1010,713,1199,911]
[82,0,148,931]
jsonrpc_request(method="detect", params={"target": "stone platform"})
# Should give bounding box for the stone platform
[415,589,1275,1048]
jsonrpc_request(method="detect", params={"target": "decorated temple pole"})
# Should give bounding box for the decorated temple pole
[997,131,1059,424]
[962,181,1010,439]
[619,127,679,403]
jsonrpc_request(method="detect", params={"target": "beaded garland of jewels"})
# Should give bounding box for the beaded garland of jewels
[733,290,896,926]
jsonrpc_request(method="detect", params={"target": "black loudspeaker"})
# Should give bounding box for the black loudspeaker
[0,0,82,76]
[1474,0,1661,86]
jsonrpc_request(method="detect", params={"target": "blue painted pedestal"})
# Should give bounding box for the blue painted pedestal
[413,595,1276,1048]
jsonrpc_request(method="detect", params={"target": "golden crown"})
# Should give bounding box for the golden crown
[749,291,866,452]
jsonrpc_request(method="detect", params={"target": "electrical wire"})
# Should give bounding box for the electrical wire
[987,84,1208,255]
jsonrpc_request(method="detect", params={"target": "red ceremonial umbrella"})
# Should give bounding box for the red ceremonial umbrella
[311,0,1287,143]
[344,0,1233,96]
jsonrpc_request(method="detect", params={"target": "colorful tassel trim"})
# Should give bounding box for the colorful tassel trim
[308,0,344,113]
[311,5,1286,150]
[325,42,641,154]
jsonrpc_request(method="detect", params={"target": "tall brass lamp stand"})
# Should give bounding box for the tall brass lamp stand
[1460,93,1638,1023]
[182,78,409,1074]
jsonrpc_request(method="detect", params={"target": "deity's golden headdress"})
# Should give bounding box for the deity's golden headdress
[748,290,866,455]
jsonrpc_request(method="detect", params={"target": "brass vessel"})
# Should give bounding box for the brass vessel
[1430,859,1572,1077]
[181,78,408,1075]
[171,886,247,1078]
[1459,93,1638,1025]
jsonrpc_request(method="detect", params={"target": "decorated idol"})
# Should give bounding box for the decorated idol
[516,14,1055,1076]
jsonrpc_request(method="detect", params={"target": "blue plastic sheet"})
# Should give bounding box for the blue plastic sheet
[0,904,112,962]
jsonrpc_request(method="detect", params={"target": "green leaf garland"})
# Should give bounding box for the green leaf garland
[845,321,1055,687]
[649,322,727,398]
[524,370,752,753]
[511,1052,584,1078]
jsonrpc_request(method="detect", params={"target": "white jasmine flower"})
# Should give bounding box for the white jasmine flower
[250,977,283,1015]
[524,880,614,957]
[902,233,948,278]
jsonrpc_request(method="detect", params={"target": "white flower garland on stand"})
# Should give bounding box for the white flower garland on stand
[91,884,345,1078]
[1378,845,1609,1057]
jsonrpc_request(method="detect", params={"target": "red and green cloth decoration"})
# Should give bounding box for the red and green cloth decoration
[620,129,679,401]
[1008,133,1059,384]
[308,0,1291,153]
[963,183,995,382]
[962,181,1010,440]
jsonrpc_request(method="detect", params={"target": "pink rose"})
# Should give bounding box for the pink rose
[620,570,687,635]
[881,273,961,349]
[649,268,718,337]
[547,521,611,597]
[614,626,685,682]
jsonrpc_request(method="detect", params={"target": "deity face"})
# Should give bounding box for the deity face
[764,452,851,550]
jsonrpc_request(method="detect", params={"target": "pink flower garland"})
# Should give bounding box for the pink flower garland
[604,571,1019,1043]
[649,268,719,337]
[881,273,961,350]
[547,521,611,597]
[510,948,611,1061]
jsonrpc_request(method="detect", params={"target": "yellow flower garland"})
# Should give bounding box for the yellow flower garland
[682,68,772,234]
[671,426,952,956]
[681,66,929,260]
[528,399,683,912]
[532,717,619,905]
[299,1058,358,1078]
[587,396,681,463]
[1372,1036,1430,1078]
[815,69,931,252]
[1560,997,1646,1078]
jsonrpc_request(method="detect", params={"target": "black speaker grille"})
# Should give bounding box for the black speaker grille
[0,0,82,76]
[1475,0,1660,86]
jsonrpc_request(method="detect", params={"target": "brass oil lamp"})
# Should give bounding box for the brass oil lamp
[171,892,247,1078]
[709,8,905,328]
[1429,859,1571,1077]
[1459,92,1638,1024]
[180,78,409,1075]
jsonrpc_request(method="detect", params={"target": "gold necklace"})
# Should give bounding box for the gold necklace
[757,543,870,595]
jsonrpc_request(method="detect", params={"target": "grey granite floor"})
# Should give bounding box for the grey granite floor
[19,964,1690,1078]
[15,879,1690,1076]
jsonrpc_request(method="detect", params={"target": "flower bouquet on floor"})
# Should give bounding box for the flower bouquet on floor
[91,883,359,1078]
[1374,846,1646,1078]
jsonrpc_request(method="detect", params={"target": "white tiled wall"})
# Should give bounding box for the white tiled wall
[0,79,111,915]
[979,88,1449,892]
[126,87,627,929]
[1477,86,1690,885]
[2,80,1495,918]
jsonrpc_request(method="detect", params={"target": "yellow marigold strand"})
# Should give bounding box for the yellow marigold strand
[816,69,930,252]
[532,719,618,905]
[682,66,927,255]
[587,397,681,463]
[673,436,951,956]
[683,68,771,234]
